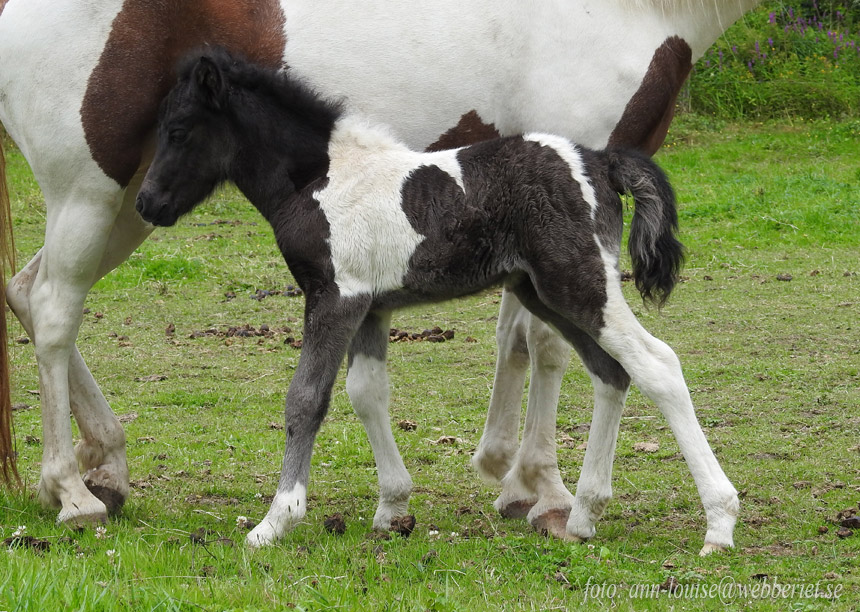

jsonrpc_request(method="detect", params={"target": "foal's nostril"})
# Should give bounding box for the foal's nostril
[135,193,149,217]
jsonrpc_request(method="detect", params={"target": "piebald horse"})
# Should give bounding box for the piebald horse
[0,0,758,553]
[139,48,688,547]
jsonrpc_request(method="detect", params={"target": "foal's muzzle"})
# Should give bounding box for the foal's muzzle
[135,192,173,226]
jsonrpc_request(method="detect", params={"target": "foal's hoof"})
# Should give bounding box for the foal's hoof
[699,542,728,557]
[530,508,579,541]
[498,499,536,519]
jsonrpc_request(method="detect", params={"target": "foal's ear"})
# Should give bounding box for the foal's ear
[192,56,227,109]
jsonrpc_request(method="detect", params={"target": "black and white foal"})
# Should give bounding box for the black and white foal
[136,49,738,552]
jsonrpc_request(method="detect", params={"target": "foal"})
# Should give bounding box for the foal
[137,49,738,551]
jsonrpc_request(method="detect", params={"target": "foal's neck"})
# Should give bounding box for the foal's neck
[232,102,337,221]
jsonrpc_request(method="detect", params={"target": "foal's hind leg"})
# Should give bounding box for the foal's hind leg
[594,282,738,554]
[521,253,738,554]
[506,279,629,540]
[345,311,413,530]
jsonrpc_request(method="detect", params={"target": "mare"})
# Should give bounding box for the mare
[135,48,737,550]
[0,0,758,552]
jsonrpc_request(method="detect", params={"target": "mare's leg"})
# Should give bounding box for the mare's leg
[345,310,413,529]
[7,180,153,514]
[6,179,127,525]
[71,186,153,509]
[473,288,573,524]
[248,293,370,547]
[506,278,630,539]
[472,289,530,483]
[493,314,572,523]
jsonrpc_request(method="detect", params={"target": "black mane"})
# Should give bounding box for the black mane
[177,46,344,133]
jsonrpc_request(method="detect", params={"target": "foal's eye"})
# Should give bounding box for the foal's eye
[168,128,189,144]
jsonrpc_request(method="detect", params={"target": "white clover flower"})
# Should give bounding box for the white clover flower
[95,526,107,539]
[236,515,250,528]
[12,525,26,538]
[106,549,117,559]
[428,530,440,537]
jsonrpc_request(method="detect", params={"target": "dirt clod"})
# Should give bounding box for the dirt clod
[397,419,417,432]
[135,374,167,382]
[324,513,347,535]
[4,535,51,553]
[840,516,860,529]
[389,327,456,343]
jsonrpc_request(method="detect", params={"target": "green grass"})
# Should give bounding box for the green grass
[2,117,859,611]
[686,2,860,119]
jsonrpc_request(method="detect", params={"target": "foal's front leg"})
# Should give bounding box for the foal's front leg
[345,311,413,530]
[247,293,370,547]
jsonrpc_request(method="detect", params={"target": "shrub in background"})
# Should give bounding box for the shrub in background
[686,1,860,118]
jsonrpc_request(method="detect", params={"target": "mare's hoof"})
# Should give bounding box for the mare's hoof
[58,505,108,529]
[699,542,728,556]
[498,499,536,519]
[85,483,126,515]
[530,508,578,541]
[84,468,128,515]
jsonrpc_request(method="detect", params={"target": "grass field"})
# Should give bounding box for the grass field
[1,117,859,611]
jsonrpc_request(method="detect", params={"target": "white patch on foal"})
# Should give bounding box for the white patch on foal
[316,117,465,298]
[524,133,599,219]
[246,483,307,547]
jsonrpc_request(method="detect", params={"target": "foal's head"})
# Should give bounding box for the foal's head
[136,49,240,226]
[136,47,341,227]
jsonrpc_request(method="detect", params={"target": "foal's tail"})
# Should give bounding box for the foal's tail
[606,148,684,307]
[0,135,20,485]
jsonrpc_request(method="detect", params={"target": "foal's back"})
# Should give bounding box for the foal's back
[313,118,619,308]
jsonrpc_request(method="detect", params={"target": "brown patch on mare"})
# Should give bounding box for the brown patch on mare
[426,110,501,152]
[0,0,9,17]
[608,36,692,155]
[81,0,286,187]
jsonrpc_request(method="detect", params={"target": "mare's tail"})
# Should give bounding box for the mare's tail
[0,133,20,485]
[606,148,684,307]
